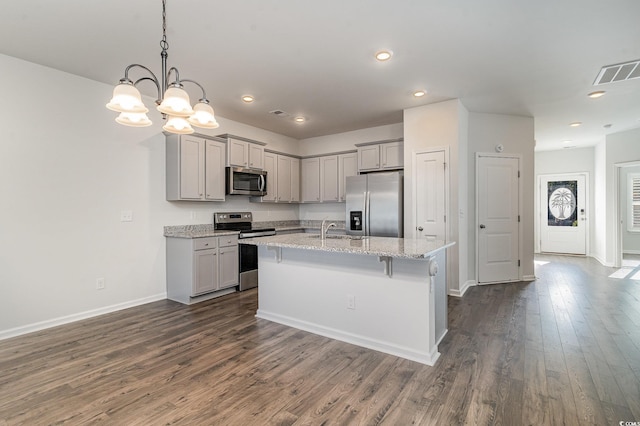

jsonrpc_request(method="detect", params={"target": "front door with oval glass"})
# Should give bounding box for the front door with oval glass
[539,174,587,255]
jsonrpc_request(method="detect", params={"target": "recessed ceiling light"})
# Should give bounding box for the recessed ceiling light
[375,50,393,61]
[563,140,572,144]
[242,95,254,103]
[588,91,606,98]
[294,116,305,123]
[570,122,582,127]
[413,90,426,97]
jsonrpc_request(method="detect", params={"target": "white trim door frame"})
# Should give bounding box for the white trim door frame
[538,173,588,255]
[614,161,640,268]
[476,152,523,284]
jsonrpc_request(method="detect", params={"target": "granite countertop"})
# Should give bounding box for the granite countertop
[164,219,347,238]
[240,233,454,259]
[164,225,239,238]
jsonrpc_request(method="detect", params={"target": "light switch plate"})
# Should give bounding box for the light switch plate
[120,210,133,222]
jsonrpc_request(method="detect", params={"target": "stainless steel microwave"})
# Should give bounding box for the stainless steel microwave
[226,167,267,196]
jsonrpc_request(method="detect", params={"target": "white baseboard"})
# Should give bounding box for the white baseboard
[449,280,475,298]
[0,293,167,341]
[522,274,536,282]
[592,254,614,267]
[623,250,640,255]
[256,309,440,366]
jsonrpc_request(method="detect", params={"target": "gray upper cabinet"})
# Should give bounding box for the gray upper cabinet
[338,152,358,202]
[301,153,352,203]
[301,157,321,202]
[226,137,264,170]
[357,140,403,172]
[166,134,225,202]
[252,152,300,203]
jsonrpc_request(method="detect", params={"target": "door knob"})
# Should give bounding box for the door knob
[417,226,424,231]
[479,224,486,229]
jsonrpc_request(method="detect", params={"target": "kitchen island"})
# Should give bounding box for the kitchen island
[241,234,454,366]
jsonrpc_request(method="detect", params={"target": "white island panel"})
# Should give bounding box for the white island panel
[255,244,447,365]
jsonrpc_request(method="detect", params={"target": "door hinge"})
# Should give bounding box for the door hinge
[518,259,521,267]
[518,215,520,222]
[444,215,446,223]
[443,162,447,170]
[518,170,520,178]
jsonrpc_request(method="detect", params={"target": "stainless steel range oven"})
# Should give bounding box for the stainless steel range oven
[214,212,275,291]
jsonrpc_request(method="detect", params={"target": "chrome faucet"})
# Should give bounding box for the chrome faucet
[321,219,337,241]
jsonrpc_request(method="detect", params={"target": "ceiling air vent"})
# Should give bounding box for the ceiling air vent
[593,59,640,85]
[269,109,290,118]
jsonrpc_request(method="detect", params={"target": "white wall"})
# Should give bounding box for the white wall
[620,165,640,253]
[467,112,536,280]
[534,147,595,254]
[403,100,468,293]
[298,123,403,157]
[0,54,300,337]
[593,140,607,264]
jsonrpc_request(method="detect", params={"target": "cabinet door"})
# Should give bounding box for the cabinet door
[277,155,292,202]
[358,145,380,171]
[321,156,339,202]
[180,136,205,199]
[291,158,300,202]
[194,249,218,295]
[338,153,358,202]
[228,139,248,167]
[205,140,225,201]
[381,142,403,169]
[249,144,264,170]
[301,158,321,202]
[218,245,239,289]
[262,152,277,202]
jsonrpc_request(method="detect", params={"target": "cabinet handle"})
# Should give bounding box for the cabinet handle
[204,243,209,246]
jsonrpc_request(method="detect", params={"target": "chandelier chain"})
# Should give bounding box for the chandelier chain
[160,0,169,51]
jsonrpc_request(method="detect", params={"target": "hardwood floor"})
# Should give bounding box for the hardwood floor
[1,255,640,425]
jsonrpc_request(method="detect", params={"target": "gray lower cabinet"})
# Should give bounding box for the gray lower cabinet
[166,235,239,304]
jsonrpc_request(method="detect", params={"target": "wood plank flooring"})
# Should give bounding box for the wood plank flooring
[1,255,640,425]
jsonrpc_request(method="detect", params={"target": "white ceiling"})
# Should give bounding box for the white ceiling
[1,0,639,150]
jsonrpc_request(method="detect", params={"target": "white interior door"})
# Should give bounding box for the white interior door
[477,155,520,284]
[415,150,446,240]
[539,174,587,254]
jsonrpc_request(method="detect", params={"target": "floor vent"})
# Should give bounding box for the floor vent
[593,59,640,85]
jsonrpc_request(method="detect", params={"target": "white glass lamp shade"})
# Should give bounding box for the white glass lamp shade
[106,83,148,113]
[162,115,194,134]
[187,102,220,129]
[157,86,194,117]
[115,112,152,127]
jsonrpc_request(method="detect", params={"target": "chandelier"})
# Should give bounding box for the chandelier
[106,0,219,134]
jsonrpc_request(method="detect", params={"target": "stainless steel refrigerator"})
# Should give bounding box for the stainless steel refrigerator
[345,171,403,237]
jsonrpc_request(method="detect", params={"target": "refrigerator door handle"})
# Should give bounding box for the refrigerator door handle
[363,191,367,235]
[366,190,371,236]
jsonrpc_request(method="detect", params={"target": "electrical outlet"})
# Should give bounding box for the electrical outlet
[347,294,355,310]
[120,210,133,222]
[96,277,105,290]
[190,211,197,220]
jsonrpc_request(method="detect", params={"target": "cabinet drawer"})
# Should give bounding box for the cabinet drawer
[193,237,218,251]
[218,235,238,247]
